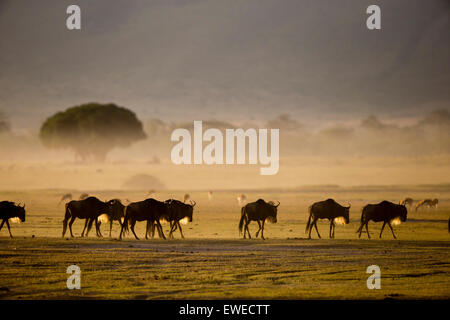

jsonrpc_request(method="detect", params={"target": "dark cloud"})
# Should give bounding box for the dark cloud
[0,0,449,129]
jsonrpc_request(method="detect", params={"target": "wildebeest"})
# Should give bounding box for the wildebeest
[0,201,26,238]
[415,199,438,211]
[239,199,279,240]
[160,199,195,239]
[62,196,112,238]
[237,194,247,207]
[120,198,168,240]
[79,193,89,200]
[96,199,125,237]
[400,197,414,207]
[58,193,72,206]
[305,199,350,239]
[357,201,407,239]
[182,193,190,203]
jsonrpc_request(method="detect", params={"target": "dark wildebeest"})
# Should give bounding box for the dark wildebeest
[239,199,279,240]
[305,199,350,239]
[151,199,195,239]
[0,201,26,238]
[357,200,407,239]
[62,196,111,238]
[96,199,125,237]
[120,198,168,240]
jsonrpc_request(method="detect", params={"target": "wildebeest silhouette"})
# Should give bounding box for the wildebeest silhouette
[159,199,195,239]
[120,198,168,240]
[357,200,407,239]
[306,199,350,239]
[239,199,279,240]
[415,199,438,211]
[0,201,25,238]
[97,199,125,237]
[58,193,72,206]
[62,196,112,238]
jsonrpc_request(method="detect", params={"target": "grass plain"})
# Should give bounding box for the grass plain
[0,187,449,299]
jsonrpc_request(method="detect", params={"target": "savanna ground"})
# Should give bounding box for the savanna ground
[0,187,449,300]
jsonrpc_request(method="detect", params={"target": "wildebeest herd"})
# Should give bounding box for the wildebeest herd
[0,195,447,239]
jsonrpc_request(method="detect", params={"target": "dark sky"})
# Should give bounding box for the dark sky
[0,0,449,129]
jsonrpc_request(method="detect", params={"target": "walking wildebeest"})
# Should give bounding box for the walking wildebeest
[58,193,72,206]
[415,198,438,211]
[160,199,195,239]
[0,201,25,238]
[62,196,112,238]
[400,197,414,207]
[239,199,279,240]
[305,199,350,239]
[96,199,125,237]
[120,198,168,240]
[357,201,407,239]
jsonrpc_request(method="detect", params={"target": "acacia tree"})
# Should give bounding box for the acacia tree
[40,103,146,161]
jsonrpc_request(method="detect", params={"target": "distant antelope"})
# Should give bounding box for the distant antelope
[400,197,414,207]
[183,194,190,203]
[207,191,213,201]
[237,194,247,207]
[415,199,439,211]
[79,193,89,200]
[58,193,72,206]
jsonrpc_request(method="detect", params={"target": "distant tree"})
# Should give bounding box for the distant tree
[0,111,10,133]
[39,103,146,161]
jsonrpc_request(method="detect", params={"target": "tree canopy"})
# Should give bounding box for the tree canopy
[40,103,146,161]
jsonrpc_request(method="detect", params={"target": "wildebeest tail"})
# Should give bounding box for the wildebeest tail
[305,205,312,234]
[63,203,71,221]
[238,207,245,234]
[122,205,130,233]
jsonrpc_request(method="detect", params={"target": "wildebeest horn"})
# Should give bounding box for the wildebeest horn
[274,201,280,207]
[347,202,351,209]
[190,200,196,207]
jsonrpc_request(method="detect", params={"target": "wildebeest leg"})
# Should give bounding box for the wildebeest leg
[365,222,370,239]
[85,218,96,237]
[329,220,333,238]
[80,219,89,237]
[130,220,139,240]
[145,221,151,240]
[255,220,262,238]
[332,221,336,238]
[68,216,76,238]
[96,218,103,237]
[260,220,266,240]
[155,220,166,240]
[5,220,13,238]
[313,219,321,239]
[169,221,175,239]
[387,221,397,239]
[245,221,251,239]
[177,222,184,239]
[0,219,5,233]
[379,222,386,238]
